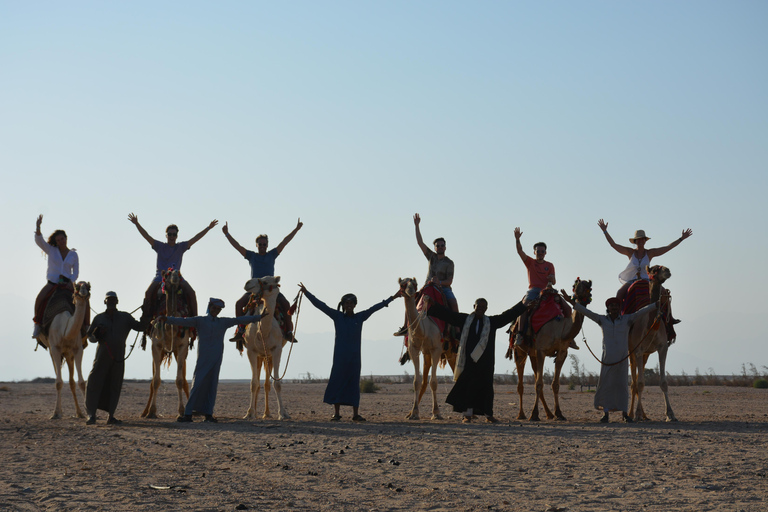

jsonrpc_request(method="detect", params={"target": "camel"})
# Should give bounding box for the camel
[627,265,677,422]
[241,276,290,420]
[399,277,457,420]
[141,269,191,419]
[509,278,593,421]
[37,281,91,419]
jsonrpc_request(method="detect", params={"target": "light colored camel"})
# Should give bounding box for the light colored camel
[242,276,290,420]
[141,269,191,419]
[628,265,677,422]
[37,281,91,419]
[399,277,456,420]
[511,279,593,421]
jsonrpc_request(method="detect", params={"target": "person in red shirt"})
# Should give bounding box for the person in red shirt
[513,227,557,348]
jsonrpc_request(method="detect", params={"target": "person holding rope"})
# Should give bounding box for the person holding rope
[84,291,147,425]
[299,283,401,422]
[560,290,663,423]
[158,298,264,423]
[222,219,303,343]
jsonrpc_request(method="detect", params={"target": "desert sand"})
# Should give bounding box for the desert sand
[1,380,766,511]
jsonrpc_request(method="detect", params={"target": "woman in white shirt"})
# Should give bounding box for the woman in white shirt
[33,214,82,338]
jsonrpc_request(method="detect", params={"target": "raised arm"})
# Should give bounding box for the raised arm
[188,219,219,248]
[34,215,50,252]
[413,213,431,257]
[561,290,602,325]
[222,222,247,257]
[128,213,155,247]
[647,229,693,259]
[275,218,303,254]
[514,227,528,263]
[299,284,337,319]
[597,219,633,257]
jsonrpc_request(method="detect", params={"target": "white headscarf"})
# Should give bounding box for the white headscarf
[453,313,491,381]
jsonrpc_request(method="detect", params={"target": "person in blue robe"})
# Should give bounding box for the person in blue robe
[159,298,262,422]
[299,283,400,422]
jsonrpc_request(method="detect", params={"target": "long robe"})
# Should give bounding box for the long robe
[85,311,143,416]
[429,302,525,416]
[167,313,260,415]
[572,302,656,412]
[304,291,394,407]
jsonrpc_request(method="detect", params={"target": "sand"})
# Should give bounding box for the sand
[1,380,766,511]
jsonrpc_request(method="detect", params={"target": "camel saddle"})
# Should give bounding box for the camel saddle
[39,286,76,337]
[622,279,676,341]
[509,288,571,345]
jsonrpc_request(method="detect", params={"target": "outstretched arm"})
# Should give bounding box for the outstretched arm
[514,227,528,263]
[188,219,219,248]
[299,283,337,319]
[275,218,303,254]
[222,222,247,257]
[413,213,431,258]
[597,219,633,257]
[128,213,155,247]
[561,290,602,325]
[647,229,693,259]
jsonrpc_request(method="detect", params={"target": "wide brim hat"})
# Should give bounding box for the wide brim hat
[629,230,650,243]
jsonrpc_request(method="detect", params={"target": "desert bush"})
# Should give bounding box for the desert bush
[360,378,379,393]
[753,379,768,389]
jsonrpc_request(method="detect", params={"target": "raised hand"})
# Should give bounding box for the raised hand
[514,227,522,240]
[681,228,693,240]
[598,219,608,232]
[128,213,139,225]
[222,222,229,235]
[413,213,421,226]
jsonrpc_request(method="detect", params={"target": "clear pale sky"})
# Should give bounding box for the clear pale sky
[2,2,766,385]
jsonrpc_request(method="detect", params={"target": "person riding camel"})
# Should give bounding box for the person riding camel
[33,214,90,343]
[222,219,303,343]
[394,213,459,349]
[511,227,574,349]
[597,219,691,331]
[128,213,217,331]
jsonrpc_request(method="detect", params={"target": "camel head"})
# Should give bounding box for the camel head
[571,278,593,306]
[162,268,181,288]
[74,281,91,300]
[398,277,418,298]
[244,275,281,297]
[647,265,671,285]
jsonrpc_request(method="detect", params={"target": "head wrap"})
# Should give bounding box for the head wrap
[337,293,357,311]
[207,297,225,314]
[605,297,621,307]
[105,291,118,300]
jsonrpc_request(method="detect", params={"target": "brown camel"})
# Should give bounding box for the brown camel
[37,281,91,419]
[627,265,677,422]
[399,278,457,420]
[507,278,593,421]
[141,269,191,419]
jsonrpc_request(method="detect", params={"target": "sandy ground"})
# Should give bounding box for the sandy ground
[0,380,766,512]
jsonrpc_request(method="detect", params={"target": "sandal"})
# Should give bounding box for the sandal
[462,416,472,424]
[330,414,341,421]
[352,415,366,422]
[485,416,499,424]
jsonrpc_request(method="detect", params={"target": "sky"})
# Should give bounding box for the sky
[2,1,767,387]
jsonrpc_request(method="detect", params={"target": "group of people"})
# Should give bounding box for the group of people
[33,213,692,425]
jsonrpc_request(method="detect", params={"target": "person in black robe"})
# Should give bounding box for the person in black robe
[428,298,525,423]
[85,291,145,425]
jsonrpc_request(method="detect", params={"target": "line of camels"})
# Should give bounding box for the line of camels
[38,267,678,423]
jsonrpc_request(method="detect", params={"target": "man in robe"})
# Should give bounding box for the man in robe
[429,298,525,423]
[85,291,145,425]
[159,298,262,423]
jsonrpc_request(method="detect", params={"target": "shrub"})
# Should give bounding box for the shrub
[753,379,768,389]
[360,378,379,393]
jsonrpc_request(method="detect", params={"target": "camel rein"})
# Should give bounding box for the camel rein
[262,290,303,382]
[580,308,663,367]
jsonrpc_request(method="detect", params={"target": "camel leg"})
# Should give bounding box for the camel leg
[65,355,85,419]
[514,347,527,420]
[244,349,261,419]
[272,349,289,420]
[174,342,189,418]
[262,357,273,419]
[74,346,87,417]
[406,348,421,420]
[141,344,163,418]
[417,355,429,404]
[657,345,677,422]
[633,352,648,422]
[552,350,568,421]
[48,344,65,420]
[429,349,442,420]
[528,352,543,422]
[533,351,555,420]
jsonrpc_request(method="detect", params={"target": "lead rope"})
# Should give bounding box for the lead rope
[266,290,303,382]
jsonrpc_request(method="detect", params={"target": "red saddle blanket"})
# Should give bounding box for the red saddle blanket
[416,284,447,335]
[622,280,650,315]
[531,294,566,334]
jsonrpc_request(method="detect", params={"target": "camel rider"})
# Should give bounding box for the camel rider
[223,218,303,343]
[512,227,574,349]
[394,213,458,337]
[128,213,218,327]
[597,220,691,314]
[33,214,90,341]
